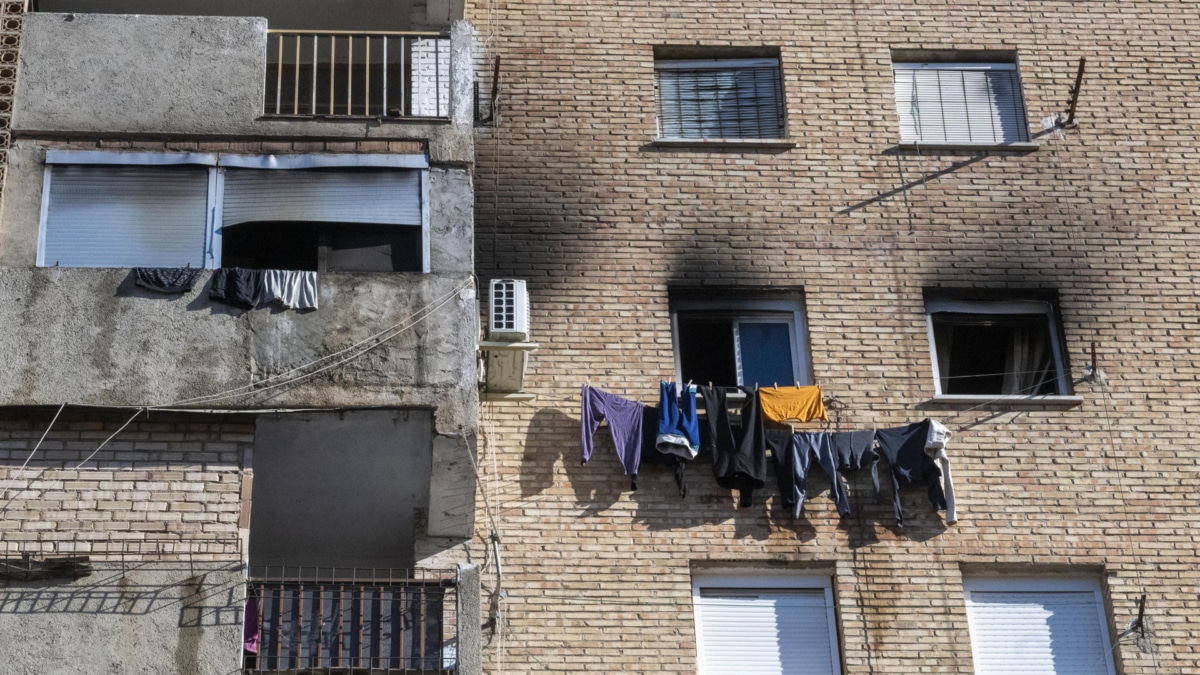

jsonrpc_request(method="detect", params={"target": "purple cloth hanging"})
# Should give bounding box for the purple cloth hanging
[581,384,644,490]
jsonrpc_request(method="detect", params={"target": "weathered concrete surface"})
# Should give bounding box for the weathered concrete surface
[0,144,44,269]
[14,14,475,164]
[0,564,244,675]
[250,410,432,568]
[38,0,461,31]
[429,167,475,274]
[456,563,482,675]
[0,268,477,429]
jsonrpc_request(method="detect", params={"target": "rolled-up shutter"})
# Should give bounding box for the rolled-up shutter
[893,63,1029,144]
[694,587,840,675]
[964,579,1117,675]
[221,168,422,227]
[40,165,209,268]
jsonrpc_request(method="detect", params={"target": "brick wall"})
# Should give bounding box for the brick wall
[466,0,1200,672]
[0,410,251,562]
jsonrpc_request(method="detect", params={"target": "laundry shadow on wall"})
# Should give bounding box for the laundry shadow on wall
[520,407,623,517]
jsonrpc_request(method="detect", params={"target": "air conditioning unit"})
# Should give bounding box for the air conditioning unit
[489,279,530,342]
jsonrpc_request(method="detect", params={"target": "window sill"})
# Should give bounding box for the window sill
[257,114,451,124]
[920,394,1083,410]
[893,141,1039,154]
[649,138,797,150]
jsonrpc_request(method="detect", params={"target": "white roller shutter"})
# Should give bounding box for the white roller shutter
[693,580,841,675]
[893,63,1030,145]
[964,579,1117,675]
[221,168,422,227]
[40,165,210,268]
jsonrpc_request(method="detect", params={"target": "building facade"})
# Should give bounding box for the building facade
[467,0,1200,673]
[0,2,482,673]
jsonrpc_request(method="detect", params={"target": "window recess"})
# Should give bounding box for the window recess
[655,57,786,140]
[926,298,1069,398]
[692,574,842,675]
[671,296,811,389]
[892,60,1031,146]
[963,577,1117,675]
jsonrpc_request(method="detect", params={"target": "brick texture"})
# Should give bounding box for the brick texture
[466,1,1200,673]
[0,410,251,562]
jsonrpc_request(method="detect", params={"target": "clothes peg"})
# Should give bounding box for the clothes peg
[773,382,779,389]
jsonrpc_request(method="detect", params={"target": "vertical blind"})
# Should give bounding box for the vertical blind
[893,63,1030,144]
[656,58,785,139]
[964,585,1117,675]
[221,168,422,227]
[694,588,840,675]
[41,165,210,268]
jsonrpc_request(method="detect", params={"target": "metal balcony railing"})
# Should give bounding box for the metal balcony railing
[246,567,457,673]
[265,30,451,119]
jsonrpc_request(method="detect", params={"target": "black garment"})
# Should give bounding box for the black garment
[209,268,261,309]
[699,386,766,507]
[874,420,946,527]
[766,428,797,512]
[133,267,202,294]
[640,406,687,498]
[833,429,881,503]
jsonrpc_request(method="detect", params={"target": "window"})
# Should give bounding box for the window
[655,56,785,140]
[963,577,1117,675]
[671,296,810,389]
[37,151,428,272]
[892,52,1030,145]
[926,297,1068,397]
[692,574,841,675]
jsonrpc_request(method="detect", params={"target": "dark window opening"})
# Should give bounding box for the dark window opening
[221,222,421,273]
[932,313,1059,396]
[676,313,798,389]
[677,316,738,388]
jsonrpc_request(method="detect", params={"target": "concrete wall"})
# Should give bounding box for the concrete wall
[249,410,432,569]
[37,0,465,31]
[0,564,245,675]
[13,14,476,164]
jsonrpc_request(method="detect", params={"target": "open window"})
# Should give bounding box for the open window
[671,293,811,389]
[892,50,1030,146]
[926,296,1069,397]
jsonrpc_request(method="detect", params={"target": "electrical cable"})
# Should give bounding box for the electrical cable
[0,401,67,509]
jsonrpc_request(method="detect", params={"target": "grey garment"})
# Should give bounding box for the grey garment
[259,270,318,310]
[133,267,202,294]
[832,429,881,502]
[776,432,852,519]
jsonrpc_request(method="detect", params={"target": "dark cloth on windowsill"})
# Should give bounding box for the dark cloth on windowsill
[133,267,202,294]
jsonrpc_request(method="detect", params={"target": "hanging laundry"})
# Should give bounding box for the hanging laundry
[243,594,260,655]
[771,431,851,518]
[641,406,687,498]
[581,385,643,491]
[832,429,881,502]
[699,385,766,507]
[758,385,829,425]
[209,268,261,309]
[874,420,947,527]
[133,267,202,294]
[924,419,957,524]
[259,270,319,310]
[656,381,699,459]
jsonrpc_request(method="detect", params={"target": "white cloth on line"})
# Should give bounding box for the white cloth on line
[258,270,318,310]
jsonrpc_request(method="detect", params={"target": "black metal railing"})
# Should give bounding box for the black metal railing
[246,567,457,673]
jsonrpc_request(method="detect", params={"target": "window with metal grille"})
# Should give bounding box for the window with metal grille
[655,58,785,140]
[893,62,1030,145]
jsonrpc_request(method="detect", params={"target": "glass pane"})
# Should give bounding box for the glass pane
[736,321,795,388]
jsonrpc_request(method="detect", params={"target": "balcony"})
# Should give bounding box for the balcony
[247,568,458,674]
[265,30,451,120]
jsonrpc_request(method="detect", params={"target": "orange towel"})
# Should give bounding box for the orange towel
[758,386,828,424]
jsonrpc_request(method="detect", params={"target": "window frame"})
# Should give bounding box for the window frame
[670,296,812,388]
[691,572,842,675]
[924,298,1070,400]
[962,577,1118,675]
[891,55,1033,148]
[37,150,431,272]
[653,55,788,142]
